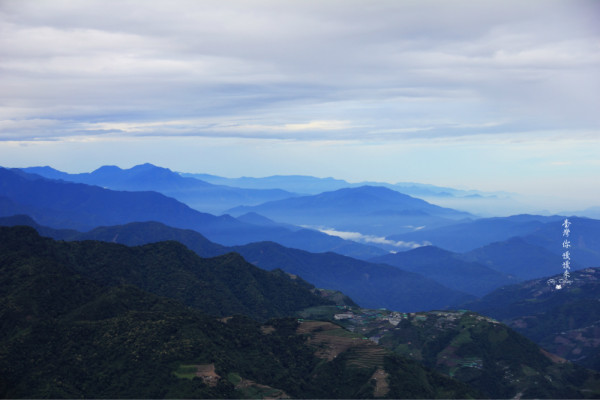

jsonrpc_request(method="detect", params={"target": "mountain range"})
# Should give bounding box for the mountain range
[3,224,599,398]
[21,164,298,215]
[370,246,516,296]
[462,236,577,281]
[465,267,600,372]
[3,159,600,398]
[1,225,483,399]
[389,215,600,271]
[180,171,537,217]
[0,225,332,322]
[229,185,473,238]
[387,214,564,252]
[0,215,474,312]
[22,164,476,240]
[0,167,386,259]
[181,171,497,198]
[3,165,598,296]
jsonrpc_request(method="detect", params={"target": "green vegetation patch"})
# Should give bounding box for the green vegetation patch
[298,305,343,320]
[487,327,509,344]
[320,327,363,339]
[227,372,242,385]
[450,329,473,347]
[173,364,198,380]
[521,364,540,377]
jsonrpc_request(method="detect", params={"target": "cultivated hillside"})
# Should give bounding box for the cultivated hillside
[465,267,600,371]
[0,225,480,399]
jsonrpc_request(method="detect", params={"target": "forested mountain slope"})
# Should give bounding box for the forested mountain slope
[0,216,475,312]
[465,268,600,371]
[0,225,479,399]
[0,226,330,321]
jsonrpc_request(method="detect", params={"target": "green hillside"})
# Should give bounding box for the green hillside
[0,225,479,398]
[301,306,600,399]
[466,268,600,371]
[0,225,330,322]
[0,216,475,312]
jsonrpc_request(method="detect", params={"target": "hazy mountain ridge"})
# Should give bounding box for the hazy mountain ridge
[4,212,597,312]
[0,166,235,232]
[520,216,600,267]
[462,236,580,281]
[2,161,600,398]
[388,215,600,283]
[0,167,386,259]
[387,214,565,253]
[180,171,531,217]
[0,216,473,312]
[228,185,473,238]
[181,171,498,198]
[3,166,598,305]
[228,241,475,312]
[370,246,516,296]
[21,164,299,215]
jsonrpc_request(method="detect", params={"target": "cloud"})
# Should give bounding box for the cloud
[0,0,599,212]
[316,227,430,250]
[0,0,598,144]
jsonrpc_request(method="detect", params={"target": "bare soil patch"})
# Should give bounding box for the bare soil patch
[194,363,220,386]
[371,368,390,397]
[540,348,567,364]
[297,321,387,367]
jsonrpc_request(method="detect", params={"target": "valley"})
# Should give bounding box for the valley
[3,2,598,398]
[1,163,600,398]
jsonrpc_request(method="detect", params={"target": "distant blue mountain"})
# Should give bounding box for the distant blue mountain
[389,215,600,280]
[1,167,239,232]
[21,163,298,215]
[235,212,300,230]
[370,245,516,296]
[387,214,565,253]
[181,172,495,198]
[229,241,474,312]
[520,216,600,268]
[229,185,473,238]
[182,173,352,195]
[0,167,386,258]
[461,236,581,281]
[388,214,600,271]
[561,206,600,220]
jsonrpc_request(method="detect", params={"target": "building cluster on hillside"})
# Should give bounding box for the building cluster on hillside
[333,309,411,333]
[332,308,501,337]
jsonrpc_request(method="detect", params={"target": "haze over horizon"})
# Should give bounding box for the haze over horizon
[1,0,599,212]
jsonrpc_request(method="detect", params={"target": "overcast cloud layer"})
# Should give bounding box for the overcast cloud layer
[1,0,599,209]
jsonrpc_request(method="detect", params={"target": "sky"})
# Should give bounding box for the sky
[1,0,599,211]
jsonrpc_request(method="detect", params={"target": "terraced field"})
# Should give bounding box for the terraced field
[298,321,388,369]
